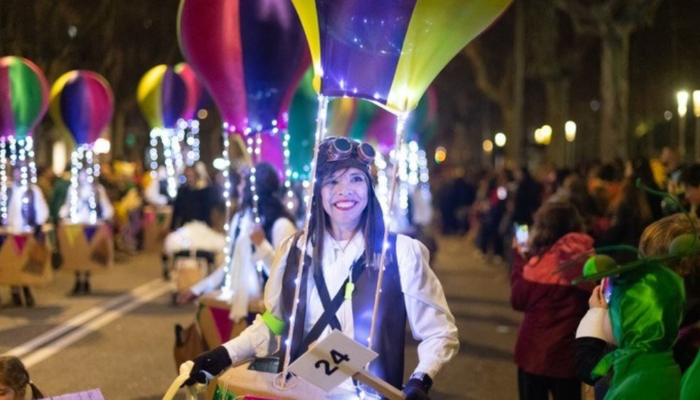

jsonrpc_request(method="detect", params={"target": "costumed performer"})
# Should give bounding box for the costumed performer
[177,162,297,325]
[58,169,114,295]
[4,162,49,307]
[184,137,459,399]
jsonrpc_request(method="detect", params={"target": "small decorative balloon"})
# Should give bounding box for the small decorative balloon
[137,65,188,129]
[174,62,202,122]
[292,0,512,114]
[0,56,49,139]
[50,71,114,145]
[178,0,310,135]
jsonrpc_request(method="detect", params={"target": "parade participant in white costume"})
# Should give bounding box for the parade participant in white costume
[59,170,114,295]
[184,138,458,400]
[5,164,49,307]
[178,162,297,323]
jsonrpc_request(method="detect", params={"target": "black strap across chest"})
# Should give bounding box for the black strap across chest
[293,252,367,360]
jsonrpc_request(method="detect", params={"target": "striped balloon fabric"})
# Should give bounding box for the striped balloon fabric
[291,0,512,114]
[0,56,49,140]
[50,71,114,145]
[137,65,189,130]
[178,0,310,135]
[174,62,202,123]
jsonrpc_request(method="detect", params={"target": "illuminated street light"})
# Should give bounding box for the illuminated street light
[494,132,506,148]
[694,91,700,161]
[435,146,447,164]
[565,121,577,142]
[483,139,494,153]
[693,91,700,118]
[540,125,553,145]
[678,91,689,118]
[678,90,690,159]
[565,121,577,167]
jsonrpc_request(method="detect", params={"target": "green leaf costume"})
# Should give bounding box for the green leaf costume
[591,263,686,400]
[682,351,700,400]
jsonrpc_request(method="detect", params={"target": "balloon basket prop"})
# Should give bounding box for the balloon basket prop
[57,222,113,273]
[0,226,53,287]
[196,290,264,350]
[211,363,336,400]
[143,205,173,253]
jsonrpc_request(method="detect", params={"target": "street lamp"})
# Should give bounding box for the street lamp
[677,90,689,159]
[541,125,553,145]
[565,121,577,167]
[483,139,494,153]
[694,91,700,161]
[494,132,506,148]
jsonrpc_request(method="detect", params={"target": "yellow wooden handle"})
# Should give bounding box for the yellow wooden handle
[163,361,203,400]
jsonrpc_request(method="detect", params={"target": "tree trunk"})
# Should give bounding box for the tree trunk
[545,78,571,166]
[512,0,525,164]
[600,26,631,162]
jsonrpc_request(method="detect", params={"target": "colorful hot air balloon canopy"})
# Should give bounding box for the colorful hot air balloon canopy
[174,62,202,123]
[137,65,188,130]
[178,0,310,135]
[0,56,49,140]
[292,0,512,114]
[50,70,114,145]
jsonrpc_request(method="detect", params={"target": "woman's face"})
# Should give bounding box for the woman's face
[321,168,369,233]
[0,382,18,400]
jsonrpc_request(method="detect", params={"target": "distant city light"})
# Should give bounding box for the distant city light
[197,109,208,119]
[565,121,577,142]
[483,139,494,153]
[664,110,673,121]
[435,146,447,164]
[93,138,111,154]
[677,91,690,118]
[494,133,506,148]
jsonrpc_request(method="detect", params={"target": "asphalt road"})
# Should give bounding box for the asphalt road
[0,236,522,400]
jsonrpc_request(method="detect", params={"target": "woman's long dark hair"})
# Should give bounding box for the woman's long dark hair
[240,162,294,242]
[530,201,585,257]
[307,139,385,273]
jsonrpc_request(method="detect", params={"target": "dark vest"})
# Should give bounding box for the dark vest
[278,233,407,390]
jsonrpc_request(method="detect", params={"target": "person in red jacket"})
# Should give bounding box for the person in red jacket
[511,201,595,400]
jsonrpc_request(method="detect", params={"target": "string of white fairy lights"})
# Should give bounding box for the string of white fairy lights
[367,112,408,356]
[186,119,201,165]
[0,140,7,224]
[276,95,329,388]
[221,123,234,294]
[148,129,159,179]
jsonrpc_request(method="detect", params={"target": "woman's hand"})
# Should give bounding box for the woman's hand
[184,346,232,386]
[177,290,197,305]
[249,225,265,247]
[512,237,526,260]
[588,285,608,309]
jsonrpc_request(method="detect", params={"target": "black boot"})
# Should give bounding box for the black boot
[11,287,22,306]
[71,278,82,296]
[82,279,91,295]
[23,287,35,308]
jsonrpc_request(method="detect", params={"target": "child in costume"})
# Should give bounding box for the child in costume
[575,259,686,400]
[0,356,44,400]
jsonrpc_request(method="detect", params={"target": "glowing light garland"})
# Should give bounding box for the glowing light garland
[367,112,408,357]
[277,95,329,388]
[186,119,201,165]
[149,129,159,179]
[282,132,294,211]
[0,140,7,224]
[159,129,178,199]
[221,124,233,294]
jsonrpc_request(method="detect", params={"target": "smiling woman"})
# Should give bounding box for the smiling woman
[185,137,459,400]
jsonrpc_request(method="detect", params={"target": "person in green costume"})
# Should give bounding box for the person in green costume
[575,260,686,400]
[682,351,700,400]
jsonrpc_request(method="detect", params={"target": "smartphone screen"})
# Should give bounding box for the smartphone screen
[601,277,613,304]
[514,223,529,251]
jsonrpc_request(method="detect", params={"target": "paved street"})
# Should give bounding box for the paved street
[0,236,521,400]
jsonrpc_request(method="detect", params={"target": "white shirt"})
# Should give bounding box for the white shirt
[6,184,49,234]
[59,183,114,223]
[222,231,459,394]
[190,211,297,321]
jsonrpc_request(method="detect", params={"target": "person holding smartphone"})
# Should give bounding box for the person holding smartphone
[510,201,595,400]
